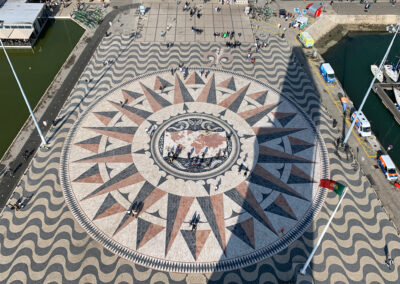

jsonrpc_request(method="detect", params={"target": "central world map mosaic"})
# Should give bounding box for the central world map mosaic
[60,69,329,273]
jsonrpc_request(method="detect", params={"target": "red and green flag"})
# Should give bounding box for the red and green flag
[319,179,346,196]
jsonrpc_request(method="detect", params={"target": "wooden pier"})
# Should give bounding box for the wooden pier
[372,82,400,125]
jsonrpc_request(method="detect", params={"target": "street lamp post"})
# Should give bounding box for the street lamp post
[343,23,400,145]
[0,38,47,146]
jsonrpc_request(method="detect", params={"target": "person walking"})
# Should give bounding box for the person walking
[386,257,394,270]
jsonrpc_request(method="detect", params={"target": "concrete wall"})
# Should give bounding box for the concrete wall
[306,14,400,42]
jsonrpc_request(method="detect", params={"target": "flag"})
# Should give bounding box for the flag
[340,97,348,112]
[319,179,345,196]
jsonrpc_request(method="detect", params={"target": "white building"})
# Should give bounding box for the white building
[0,0,46,46]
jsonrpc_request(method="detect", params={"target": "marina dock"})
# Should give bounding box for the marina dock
[372,82,400,125]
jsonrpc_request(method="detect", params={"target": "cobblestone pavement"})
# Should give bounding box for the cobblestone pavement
[1,1,400,283]
[0,31,399,283]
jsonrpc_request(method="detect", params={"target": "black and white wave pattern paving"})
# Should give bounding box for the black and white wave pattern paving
[0,35,399,283]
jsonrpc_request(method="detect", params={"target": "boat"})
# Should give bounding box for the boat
[371,65,384,83]
[384,64,399,82]
[394,87,400,105]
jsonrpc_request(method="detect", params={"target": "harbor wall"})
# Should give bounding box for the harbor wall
[306,14,400,44]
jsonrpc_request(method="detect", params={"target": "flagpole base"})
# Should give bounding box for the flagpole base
[294,262,314,284]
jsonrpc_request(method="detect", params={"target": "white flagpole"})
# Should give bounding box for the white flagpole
[300,186,348,275]
[0,38,47,145]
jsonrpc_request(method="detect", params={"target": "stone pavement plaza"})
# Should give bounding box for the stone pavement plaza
[0,4,400,284]
[60,69,328,273]
[136,3,254,43]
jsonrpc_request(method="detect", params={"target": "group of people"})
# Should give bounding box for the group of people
[213,31,239,39]
[168,145,184,163]
[126,202,142,218]
[225,41,241,48]
[191,27,203,34]
[8,198,24,211]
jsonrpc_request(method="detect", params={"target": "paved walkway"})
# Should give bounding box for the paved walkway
[136,2,254,42]
[0,1,400,283]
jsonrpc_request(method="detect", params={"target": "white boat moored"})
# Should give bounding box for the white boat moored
[384,64,399,82]
[371,65,384,83]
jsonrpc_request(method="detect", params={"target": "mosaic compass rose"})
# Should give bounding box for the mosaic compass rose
[60,69,329,273]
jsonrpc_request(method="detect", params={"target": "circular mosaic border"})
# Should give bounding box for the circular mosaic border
[60,68,329,273]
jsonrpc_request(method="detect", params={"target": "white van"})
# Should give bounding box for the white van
[378,155,398,181]
[351,111,371,137]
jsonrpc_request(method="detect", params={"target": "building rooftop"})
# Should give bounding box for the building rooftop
[0,1,44,25]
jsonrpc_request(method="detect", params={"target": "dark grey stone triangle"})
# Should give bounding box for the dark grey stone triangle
[197,196,225,252]
[73,164,100,182]
[158,77,173,88]
[85,126,137,135]
[255,92,268,105]
[83,163,138,200]
[203,183,211,195]
[206,76,217,104]
[123,104,152,120]
[291,144,314,154]
[94,111,118,119]
[261,192,272,202]
[257,128,305,144]
[165,194,181,255]
[105,165,113,177]
[136,218,152,249]
[105,137,112,148]
[258,153,311,164]
[133,149,146,154]
[157,176,168,186]
[132,181,156,205]
[225,189,275,233]
[76,145,132,163]
[287,173,314,184]
[75,135,102,145]
[93,193,118,220]
[265,202,296,220]
[242,134,254,139]
[122,89,143,100]
[148,210,162,219]
[227,210,241,219]
[117,189,130,202]
[226,84,250,113]
[277,165,284,176]
[176,76,194,102]
[226,77,236,91]
[142,84,171,107]
[249,172,307,201]
[277,114,297,127]
[245,104,279,126]
[219,109,227,117]
[181,230,197,260]
[194,72,205,85]
[116,117,123,124]
[114,213,130,235]
[227,222,253,249]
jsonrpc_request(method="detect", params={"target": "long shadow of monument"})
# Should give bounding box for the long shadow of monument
[202,42,326,283]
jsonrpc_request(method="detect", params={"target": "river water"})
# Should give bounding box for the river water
[323,32,400,168]
[0,19,84,159]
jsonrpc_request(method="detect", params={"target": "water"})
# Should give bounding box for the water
[0,19,84,159]
[323,32,400,168]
